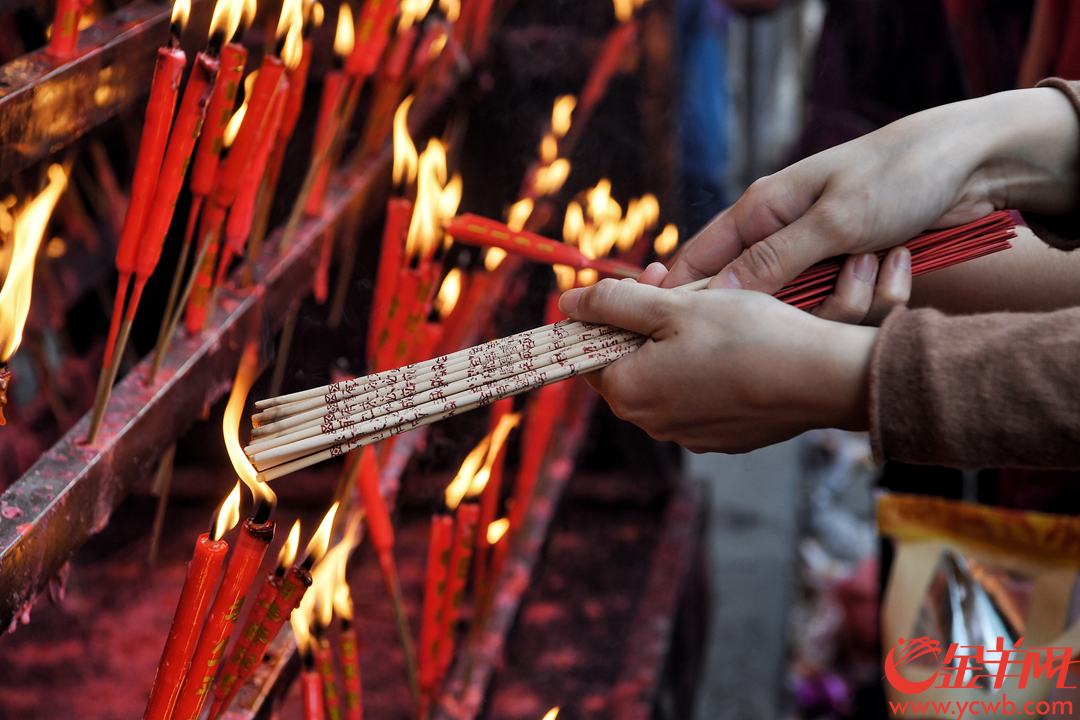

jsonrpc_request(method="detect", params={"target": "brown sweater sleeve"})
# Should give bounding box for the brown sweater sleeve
[869,305,1080,469]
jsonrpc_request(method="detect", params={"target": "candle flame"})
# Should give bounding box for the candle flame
[439,173,462,225]
[225,345,277,512]
[540,134,558,165]
[470,412,520,495]
[240,0,257,32]
[562,201,584,247]
[277,0,305,68]
[392,96,419,188]
[614,0,633,22]
[303,501,339,565]
[639,193,659,228]
[445,435,491,510]
[302,517,358,630]
[213,482,243,541]
[334,4,355,57]
[223,71,257,148]
[487,518,509,544]
[507,199,533,233]
[310,1,325,28]
[333,572,354,621]
[552,96,576,138]
[575,180,623,260]
[398,0,435,32]
[553,264,576,293]
[577,268,599,286]
[208,0,242,42]
[291,603,312,653]
[405,139,451,261]
[484,247,506,272]
[172,0,192,32]
[428,31,448,60]
[653,223,678,256]
[533,158,570,197]
[541,708,560,720]
[439,0,460,22]
[433,268,462,320]
[277,519,301,569]
[1,165,68,362]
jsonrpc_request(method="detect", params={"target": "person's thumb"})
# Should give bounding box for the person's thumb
[710,212,843,295]
[559,279,676,337]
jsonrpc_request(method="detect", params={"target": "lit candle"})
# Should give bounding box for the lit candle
[481,517,510,616]
[345,0,396,79]
[46,0,93,58]
[142,483,240,720]
[313,613,343,720]
[473,400,516,593]
[294,611,326,720]
[334,580,363,720]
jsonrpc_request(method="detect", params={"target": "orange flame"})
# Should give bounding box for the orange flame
[303,502,339,565]
[172,0,192,32]
[213,482,243,541]
[333,573,354,621]
[310,1,325,28]
[614,0,633,22]
[405,139,454,261]
[334,3,355,57]
[470,412,520,495]
[223,71,257,148]
[225,345,277,511]
[653,223,678,256]
[639,194,659,228]
[533,158,570,196]
[562,201,584,247]
[392,96,418,188]
[278,519,301,568]
[541,708,560,720]
[434,268,462,320]
[208,0,243,42]
[240,0,257,32]
[577,268,599,286]
[484,248,507,272]
[291,601,312,653]
[507,199,533,233]
[445,413,521,509]
[540,134,558,165]
[487,518,509,544]
[552,96,576,139]
[276,0,305,69]
[553,264,576,293]
[299,512,358,630]
[439,0,460,21]
[1,165,68,362]
[398,0,435,32]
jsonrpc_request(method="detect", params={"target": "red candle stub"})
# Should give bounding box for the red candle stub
[172,519,275,720]
[339,623,363,720]
[143,533,228,720]
[315,634,343,720]
[419,514,454,713]
[302,665,326,720]
[367,198,412,370]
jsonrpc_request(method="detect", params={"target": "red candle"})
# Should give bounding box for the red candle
[217,57,287,209]
[172,518,275,720]
[367,198,412,370]
[216,74,291,289]
[190,44,249,201]
[473,399,514,591]
[485,520,510,609]
[577,22,638,132]
[314,633,343,720]
[339,621,363,720]
[508,384,566,534]
[302,658,326,720]
[305,70,348,217]
[346,0,397,79]
[278,39,314,153]
[356,446,394,561]
[419,514,454,716]
[142,534,228,720]
[46,0,91,58]
[184,197,228,334]
[469,0,497,57]
[374,266,419,372]
[104,46,185,368]
[435,502,480,685]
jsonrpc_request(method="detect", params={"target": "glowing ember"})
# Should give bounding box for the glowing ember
[507,198,533,232]
[484,247,507,271]
[208,0,242,40]
[393,96,419,189]
[334,3,355,57]
[303,502,339,565]
[213,482,243,541]
[172,0,192,32]
[653,223,678,256]
[278,519,302,568]
[486,518,509,544]
[553,264,576,292]
[433,268,462,320]
[552,96,576,138]
[1,164,68,363]
[224,345,277,511]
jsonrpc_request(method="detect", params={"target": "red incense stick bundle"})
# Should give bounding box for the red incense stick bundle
[419,514,454,717]
[172,517,275,720]
[339,620,363,720]
[368,198,413,369]
[142,528,229,720]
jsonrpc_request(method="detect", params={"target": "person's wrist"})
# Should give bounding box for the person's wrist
[808,320,876,432]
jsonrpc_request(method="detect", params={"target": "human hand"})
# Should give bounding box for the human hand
[558,278,877,454]
[665,88,1080,295]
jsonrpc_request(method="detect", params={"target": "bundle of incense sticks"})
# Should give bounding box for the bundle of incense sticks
[246,211,1017,481]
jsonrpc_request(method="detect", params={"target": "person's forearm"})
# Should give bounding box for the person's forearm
[910,225,1080,313]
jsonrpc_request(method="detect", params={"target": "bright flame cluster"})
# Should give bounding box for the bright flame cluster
[445,413,522,510]
[399,0,435,32]
[405,139,461,261]
[334,3,356,57]
[291,506,358,653]
[224,71,259,149]
[0,164,68,362]
[653,223,679,257]
[531,96,577,197]
[209,0,253,43]
[563,180,659,261]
